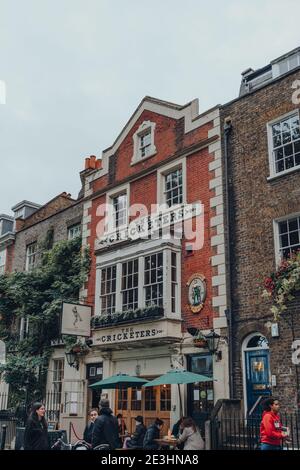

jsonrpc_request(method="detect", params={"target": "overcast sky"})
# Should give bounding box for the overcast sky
[1,0,300,215]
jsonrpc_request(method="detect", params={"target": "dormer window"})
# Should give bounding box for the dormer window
[132,121,156,165]
[140,130,151,158]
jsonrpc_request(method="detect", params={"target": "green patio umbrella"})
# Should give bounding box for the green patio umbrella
[143,369,215,417]
[89,373,149,437]
[89,373,148,389]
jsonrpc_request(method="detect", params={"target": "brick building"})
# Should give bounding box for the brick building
[0,192,84,418]
[80,96,229,434]
[221,47,300,414]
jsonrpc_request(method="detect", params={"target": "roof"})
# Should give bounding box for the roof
[11,200,42,212]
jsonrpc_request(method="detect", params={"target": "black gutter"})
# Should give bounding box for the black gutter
[223,118,234,399]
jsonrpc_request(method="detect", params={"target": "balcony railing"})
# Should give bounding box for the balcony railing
[91,306,164,329]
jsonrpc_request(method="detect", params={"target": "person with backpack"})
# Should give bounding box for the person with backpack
[260,397,289,450]
[91,399,119,450]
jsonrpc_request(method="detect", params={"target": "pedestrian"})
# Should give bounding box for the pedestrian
[143,418,164,450]
[125,415,146,449]
[91,399,119,450]
[260,397,289,450]
[176,417,205,450]
[24,403,49,450]
[83,408,99,444]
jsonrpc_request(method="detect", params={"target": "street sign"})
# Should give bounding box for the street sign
[61,302,92,337]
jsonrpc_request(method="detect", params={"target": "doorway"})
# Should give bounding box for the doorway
[115,381,171,435]
[243,333,271,415]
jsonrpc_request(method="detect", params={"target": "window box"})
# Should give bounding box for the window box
[91,305,164,329]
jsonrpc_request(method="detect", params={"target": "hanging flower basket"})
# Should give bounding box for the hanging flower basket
[262,250,300,320]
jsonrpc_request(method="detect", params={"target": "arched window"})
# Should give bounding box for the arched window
[246,334,269,349]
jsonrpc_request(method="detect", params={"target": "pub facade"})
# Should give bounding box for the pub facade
[81,96,229,434]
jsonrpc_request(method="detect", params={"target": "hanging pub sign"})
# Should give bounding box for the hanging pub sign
[61,302,92,337]
[187,273,206,313]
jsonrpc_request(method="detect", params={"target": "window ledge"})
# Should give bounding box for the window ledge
[267,165,300,182]
[130,149,157,166]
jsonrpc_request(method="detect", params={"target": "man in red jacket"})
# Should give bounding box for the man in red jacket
[260,398,289,450]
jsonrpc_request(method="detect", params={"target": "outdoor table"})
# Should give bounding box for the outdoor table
[154,438,178,449]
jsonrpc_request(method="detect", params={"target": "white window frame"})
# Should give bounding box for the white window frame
[68,224,81,240]
[157,157,187,210]
[19,316,30,341]
[121,258,139,311]
[0,248,6,274]
[273,211,300,265]
[105,183,130,233]
[25,242,38,271]
[267,110,300,180]
[131,121,156,165]
[100,265,117,316]
[95,238,181,319]
[272,52,300,78]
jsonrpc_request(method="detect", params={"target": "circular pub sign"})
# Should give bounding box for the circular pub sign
[187,273,206,313]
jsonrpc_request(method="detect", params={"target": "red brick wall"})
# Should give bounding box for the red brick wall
[85,108,217,332]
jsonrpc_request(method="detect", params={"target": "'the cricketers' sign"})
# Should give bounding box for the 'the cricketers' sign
[61,302,92,337]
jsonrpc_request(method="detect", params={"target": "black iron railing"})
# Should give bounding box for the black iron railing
[211,412,300,450]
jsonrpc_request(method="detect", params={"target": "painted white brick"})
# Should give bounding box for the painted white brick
[218,284,226,296]
[212,295,227,307]
[214,149,222,160]
[212,274,226,286]
[210,195,223,208]
[83,200,92,210]
[214,167,222,178]
[209,141,221,154]
[211,234,225,246]
[82,215,91,225]
[215,185,223,196]
[218,305,227,316]
[213,117,220,128]
[217,244,225,255]
[218,264,226,275]
[217,224,224,235]
[209,159,222,171]
[85,189,93,197]
[210,215,223,227]
[216,204,224,215]
[208,125,220,139]
[213,316,228,329]
[211,254,225,266]
[209,176,222,190]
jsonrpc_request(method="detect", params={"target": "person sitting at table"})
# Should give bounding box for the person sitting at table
[125,415,146,449]
[176,417,205,450]
[143,418,164,450]
[172,417,185,450]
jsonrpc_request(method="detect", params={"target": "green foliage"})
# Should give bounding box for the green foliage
[0,236,90,401]
[262,251,300,320]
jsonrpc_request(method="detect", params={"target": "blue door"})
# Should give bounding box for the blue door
[245,350,271,414]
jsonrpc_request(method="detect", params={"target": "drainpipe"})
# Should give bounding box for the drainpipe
[223,117,234,399]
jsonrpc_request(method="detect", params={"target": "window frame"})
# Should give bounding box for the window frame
[131,121,156,165]
[68,224,81,240]
[157,157,187,210]
[267,110,300,180]
[0,248,6,274]
[273,212,300,265]
[106,183,130,233]
[25,242,38,271]
[96,243,181,318]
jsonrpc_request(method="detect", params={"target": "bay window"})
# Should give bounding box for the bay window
[98,248,180,317]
